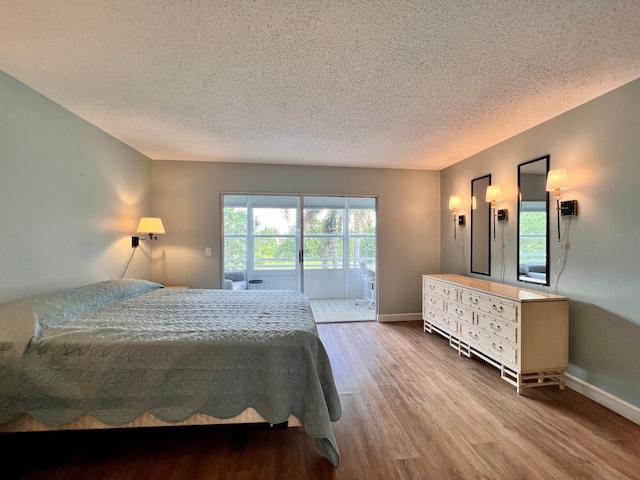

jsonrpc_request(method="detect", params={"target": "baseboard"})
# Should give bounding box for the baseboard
[565,373,640,426]
[377,312,422,323]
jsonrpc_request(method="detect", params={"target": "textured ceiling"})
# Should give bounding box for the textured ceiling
[1,1,640,170]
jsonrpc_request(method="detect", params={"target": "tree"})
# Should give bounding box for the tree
[223,208,248,270]
[350,209,374,267]
[224,207,247,234]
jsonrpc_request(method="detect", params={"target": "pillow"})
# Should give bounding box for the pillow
[5,279,164,340]
[77,279,165,304]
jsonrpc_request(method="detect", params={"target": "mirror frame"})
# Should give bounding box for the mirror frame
[517,155,550,286]
[470,174,491,276]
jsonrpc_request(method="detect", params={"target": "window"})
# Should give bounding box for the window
[223,195,376,275]
[348,208,376,269]
[223,206,247,271]
[303,208,344,269]
[519,201,547,267]
[253,207,297,270]
[223,196,300,273]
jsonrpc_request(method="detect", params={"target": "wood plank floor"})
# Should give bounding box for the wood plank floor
[4,321,640,479]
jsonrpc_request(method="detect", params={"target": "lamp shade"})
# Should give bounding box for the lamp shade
[485,185,502,203]
[136,217,165,235]
[545,169,570,192]
[448,196,461,210]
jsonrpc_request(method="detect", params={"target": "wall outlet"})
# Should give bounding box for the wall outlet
[205,247,212,256]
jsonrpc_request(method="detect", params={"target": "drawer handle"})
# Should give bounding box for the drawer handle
[429,311,436,318]
[442,288,450,295]
[430,298,437,305]
[489,322,501,332]
[491,342,504,353]
[492,304,504,314]
[469,297,479,305]
[429,285,436,290]
[455,309,463,316]
[467,331,478,341]
[444,318,450,325]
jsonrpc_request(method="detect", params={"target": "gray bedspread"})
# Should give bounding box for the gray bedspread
[1,287,341,467]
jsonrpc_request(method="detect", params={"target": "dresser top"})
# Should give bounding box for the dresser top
[424,274,568,302]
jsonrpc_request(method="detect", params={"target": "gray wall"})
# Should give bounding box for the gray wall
[151,161,440,316]
[441,78,640,408]
[0,70,153,304]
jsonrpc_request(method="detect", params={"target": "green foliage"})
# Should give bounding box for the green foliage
[304,209,343,234]
[519,211,546,263]
[224,208,247,234]
[349,209,376,234]
[224,237,246,270]
[224,204,376,270]
[520,211,545,235]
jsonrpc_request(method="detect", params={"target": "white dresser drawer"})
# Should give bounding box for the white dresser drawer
[434,314,458,335]
[446,303,474,325]
[476,313,517,343]
[423,278,457,301]
[423,307,439,322]
[459,289,482,309]
[424,295,444,311]
[460,289,517,322]
[460,323,516,364]
[437,284,458,301]
[423,278,440,294]
[478,297,517,322]
[476,330,517,365]
[459,323,481,345]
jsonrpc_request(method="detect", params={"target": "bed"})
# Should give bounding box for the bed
[0,279,341,467]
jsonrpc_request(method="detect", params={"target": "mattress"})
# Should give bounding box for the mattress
[0,281,341,467]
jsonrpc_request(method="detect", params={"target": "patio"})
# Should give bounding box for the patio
[309,297,376,324]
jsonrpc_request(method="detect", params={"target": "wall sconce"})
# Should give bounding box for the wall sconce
[121,217,166,278]
[546,169,577,241]
[448,196,464,239]
[485,185,507,240]
[132,217,166,247]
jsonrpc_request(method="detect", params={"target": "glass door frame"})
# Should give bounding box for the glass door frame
[221,192,378,305]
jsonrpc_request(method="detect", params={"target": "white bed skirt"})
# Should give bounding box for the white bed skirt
[0,408,301,433]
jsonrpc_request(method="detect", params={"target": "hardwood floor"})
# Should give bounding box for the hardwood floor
[5,321,640,479]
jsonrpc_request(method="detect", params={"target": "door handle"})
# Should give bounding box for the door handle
[298,250,304,263]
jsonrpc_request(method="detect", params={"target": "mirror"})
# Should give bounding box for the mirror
[517,155,550,285]
[471,174,491,275]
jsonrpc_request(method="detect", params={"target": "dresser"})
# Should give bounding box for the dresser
[422,274,569,393]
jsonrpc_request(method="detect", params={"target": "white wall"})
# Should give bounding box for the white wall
[440,78,640,409]
[0,70,153,303]
[151,161,440,316]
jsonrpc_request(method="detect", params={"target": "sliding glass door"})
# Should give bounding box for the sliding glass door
[223,195,301,291]
[222,194,376,301]
[301,196,376,299]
